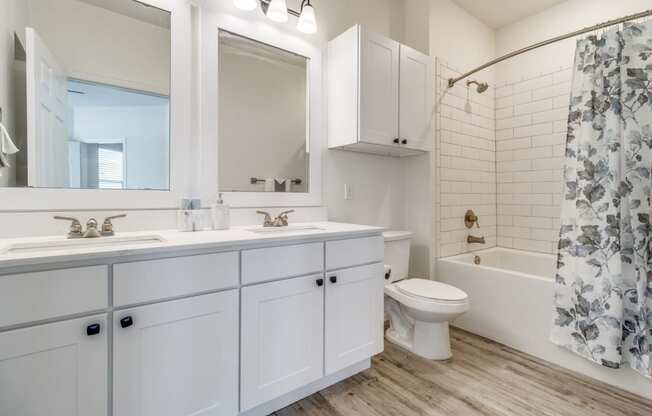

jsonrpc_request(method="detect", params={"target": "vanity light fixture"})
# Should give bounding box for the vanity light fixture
[233,0,258,11]
[266,0,289,22]
[296,0,317,34]
[233,0,318,34]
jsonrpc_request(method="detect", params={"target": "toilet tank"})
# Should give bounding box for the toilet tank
[383,231,413,283]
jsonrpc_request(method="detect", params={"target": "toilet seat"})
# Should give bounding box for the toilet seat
[395,279,468,304]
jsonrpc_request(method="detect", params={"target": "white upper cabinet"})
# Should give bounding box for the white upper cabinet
[113,291,239,416]
[327,25,434,157]
[399,45,435,152]
[0,315,108,416]
[359,28,400,147]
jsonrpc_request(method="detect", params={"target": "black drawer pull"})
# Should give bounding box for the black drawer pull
[393,138,400,144]
[86,323,101,336]
[401,139,408,145]
[120,316,134,329]
[329,275,337,284]
[316,278,324,287]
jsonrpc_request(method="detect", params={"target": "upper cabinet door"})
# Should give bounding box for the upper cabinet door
[359,28,400,147]
[241,275,325,411]
[0,315,108,416]
[399,45,434,152]
[324,263,384,375]
[113,291,239,416]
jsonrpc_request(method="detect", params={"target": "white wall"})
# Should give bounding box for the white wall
[494,0,652,82]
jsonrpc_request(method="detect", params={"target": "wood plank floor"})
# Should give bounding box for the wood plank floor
[274,329,652,416]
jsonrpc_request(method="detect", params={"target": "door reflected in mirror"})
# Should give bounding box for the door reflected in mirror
[0,0,171,190]
[218,30,309,193]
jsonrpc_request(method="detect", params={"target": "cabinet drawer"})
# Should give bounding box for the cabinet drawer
[241,243,323,285]
[0,266,108,328]
[114,252,239,307]
[326,236,384,270]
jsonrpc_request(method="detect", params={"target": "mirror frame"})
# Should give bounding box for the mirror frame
[0,0,193,211]
[199,5,323,208]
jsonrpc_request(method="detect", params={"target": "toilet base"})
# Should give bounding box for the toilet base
[385,321,452,361]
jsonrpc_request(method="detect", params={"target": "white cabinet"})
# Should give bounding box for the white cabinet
[0,315,108,416]
[327,25,433,157]
[325,263,384,375]
[359,28,399,146]
[399,44,435,152]
[113,291,239,416]
[240,274,325,411]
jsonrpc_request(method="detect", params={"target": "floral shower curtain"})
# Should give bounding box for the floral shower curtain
[552,21,652,379]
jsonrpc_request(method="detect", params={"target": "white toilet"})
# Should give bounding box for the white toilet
[383,231,470,360]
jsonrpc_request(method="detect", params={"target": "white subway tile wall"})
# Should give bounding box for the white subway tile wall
[435,60,496,258]
[494,67,571,254]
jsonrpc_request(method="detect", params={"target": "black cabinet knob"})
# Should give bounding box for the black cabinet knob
[316,278,324,287]
[401,139,407,145]
[120,316,134,329]
[329,275,337,284]
[86,323,101,336]
[393,138,400,144]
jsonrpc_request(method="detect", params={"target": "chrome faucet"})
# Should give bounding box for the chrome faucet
[55,214,127,239]
[101,214,127,236]
[256,210,295,227]
[54,216,84,238]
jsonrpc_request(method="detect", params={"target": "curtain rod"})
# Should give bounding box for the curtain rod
[447,9,652,88]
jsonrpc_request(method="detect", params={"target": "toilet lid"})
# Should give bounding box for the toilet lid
[396,279,468,302]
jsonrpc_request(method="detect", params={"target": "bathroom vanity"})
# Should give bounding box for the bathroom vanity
[0,222,384,416]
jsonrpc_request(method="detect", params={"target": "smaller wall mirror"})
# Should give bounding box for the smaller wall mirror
[218,30,309,193]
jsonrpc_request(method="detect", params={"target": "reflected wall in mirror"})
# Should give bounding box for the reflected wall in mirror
[218,30,309,193]
[0,0,170,190]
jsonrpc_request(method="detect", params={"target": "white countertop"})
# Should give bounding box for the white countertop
[0,222,383,270]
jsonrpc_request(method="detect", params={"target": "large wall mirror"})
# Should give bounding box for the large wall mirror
[218,30,309,194]
[0,0,171,191]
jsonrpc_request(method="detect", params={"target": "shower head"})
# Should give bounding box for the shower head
[467,80,489,94]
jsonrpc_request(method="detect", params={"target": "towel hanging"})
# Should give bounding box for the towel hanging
[0,122,20,172]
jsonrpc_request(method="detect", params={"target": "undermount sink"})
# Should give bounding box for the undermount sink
[1,235,166,255]
[246,225,325,234]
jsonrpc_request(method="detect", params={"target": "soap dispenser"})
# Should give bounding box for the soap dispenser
[211,193,230,230]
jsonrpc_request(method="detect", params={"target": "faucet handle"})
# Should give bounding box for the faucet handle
[278,210,295,217]
[101,214,127,236]
[256,210,273,227]
[54,216,83,239]
[464,209,480,229]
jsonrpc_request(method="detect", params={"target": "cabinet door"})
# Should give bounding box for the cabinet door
[325,263,384,375]
[0,315,108,416]
[113,291,239,416]
[399,45,434,151]
[241,275,324,411]
[360,28,400,147]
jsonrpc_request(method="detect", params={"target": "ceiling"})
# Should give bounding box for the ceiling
[68,80,169,108]
[451,0,569,29]
[76,0,171,29]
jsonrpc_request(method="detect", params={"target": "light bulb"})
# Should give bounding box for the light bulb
[266,0,288,23]
[233,0,258,11]
[297,2,317,34]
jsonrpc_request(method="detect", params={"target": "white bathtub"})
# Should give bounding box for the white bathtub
[438,247,652,400]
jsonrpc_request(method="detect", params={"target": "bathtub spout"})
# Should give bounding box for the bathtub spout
[467,235,485,244]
